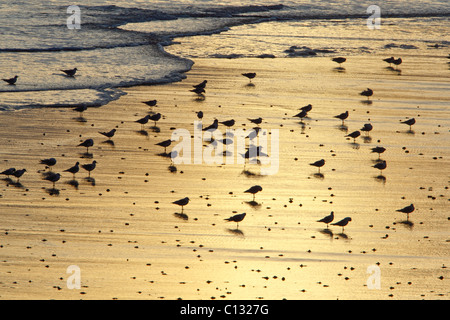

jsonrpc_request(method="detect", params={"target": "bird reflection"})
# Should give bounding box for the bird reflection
[360,100,373,105]
[333,67,346,73]
[398,220,414,229]
[84,177,96,186]
[73,116,87,123]
[337,125,348,133]
[227,228,245,237]
[80,152,93,159]
[336,232,350,240]
[374,174,386,184]
[45,188,60,196]
[168,165,177,173]
[362,136,372,143]
[101,140,115,147]
[174,212,188,220]
[241,169,264,178]
[244,200,261,209]
[313,172,324,179]
[136,130,149,137]
[67,179,79,189]
[150,126,161,133]
[319,228,334,239]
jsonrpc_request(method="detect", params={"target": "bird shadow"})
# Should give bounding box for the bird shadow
[193,94,205,101]
[174,212,188,220]
[73,116,87,123]
[84,177,96,186]
[398,219,414,229]
[360,100,373,105]
[45,188,60,196]
[374,174,386,184]
[386,66,402,74]
[335,232,350,240]
[319,228,334,239]
[241,169,265,178]
[244,200,261,209]
[168,165,177,173]
[101,140,115,147]
[336,125,348,133]
[136,130,149,137]
[244,83,255,88]
[226,228,245,237]
[79,152,93,159]
[67,179,79,189]
[150,126,161,133]
[333,67,346,73]
[313,172,324,179]
[11,181,25,189]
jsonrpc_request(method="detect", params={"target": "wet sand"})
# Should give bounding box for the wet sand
[0,55,449,299]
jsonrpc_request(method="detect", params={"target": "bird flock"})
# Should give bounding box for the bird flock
[1,56,426,234]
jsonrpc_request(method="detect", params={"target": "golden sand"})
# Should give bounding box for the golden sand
[0,56,449,299]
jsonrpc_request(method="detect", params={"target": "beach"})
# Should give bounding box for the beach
[0,54,449,300]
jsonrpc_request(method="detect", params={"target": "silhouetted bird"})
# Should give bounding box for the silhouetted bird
[3,75,18,85]
[73,105,87,115]
[401,118,416,130]
[310,159,325,173]
[371,146,386,159]
[149,113,161,126]
[360,88,373,100]
[396,203,415,219]
[332,57,346,65]
[78,138,94,153]
[317,211,334,228]
[331,217,352,232]
[64,161,80,179]
[173,197,190,213]
[12,168,26,182]
[98,129,116,140]
[203,119,219,131]
[44,172,61,189]
[242,72,256,82]
[61,68,77,77]
[334,111,349,125]
[1,168,16,177]
[248,117,262,125]
[293,109,308,121]
[142,100,157,107]
[244,185,262,201]
[346,130,361,143]
[220,119,235,127]
[360,123,373,135]
[82,160,97,177]
[300,104,312,112]
[383,57,395,66]
[156,139,172,153]
[225,212,246,228]
[135,115,150,129]
[190,87,205,95]
[392,58,402,67]
[40,158,57,170]
[373,160,387,174]
[196,111,204,119]
[193,80,207,89]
